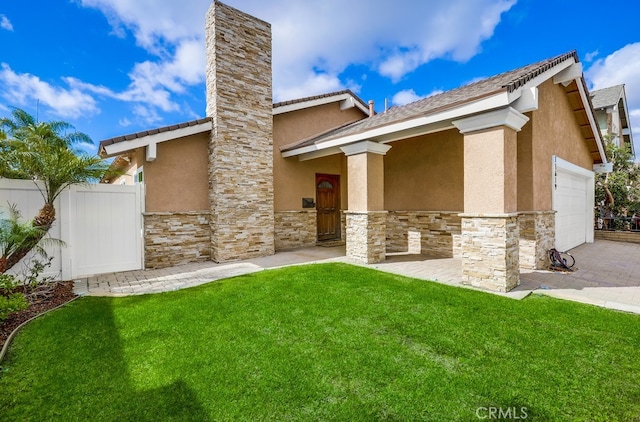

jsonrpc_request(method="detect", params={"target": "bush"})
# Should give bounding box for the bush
[0,292,28,323]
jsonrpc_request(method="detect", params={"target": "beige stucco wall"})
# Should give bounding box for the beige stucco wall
[520,80,594,211]
[347,152,384,211]
[142,133,210,212]
[464,126,518,214]
[384,128,464,211]
[274,102,366,211]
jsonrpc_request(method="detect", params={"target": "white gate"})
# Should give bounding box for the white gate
[0,179,144,279]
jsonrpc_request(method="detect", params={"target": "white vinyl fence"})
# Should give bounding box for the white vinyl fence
[0,179,144,280]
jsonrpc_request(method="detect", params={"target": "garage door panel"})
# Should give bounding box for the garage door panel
[554,160,592,252]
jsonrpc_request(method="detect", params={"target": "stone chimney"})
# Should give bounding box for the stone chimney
[205,1,275,262]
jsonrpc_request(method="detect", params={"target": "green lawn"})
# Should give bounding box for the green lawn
[1,263,639,421]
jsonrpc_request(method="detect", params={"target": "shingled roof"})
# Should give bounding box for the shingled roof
[282,51,580,153]
[590,85,624,109]
[99,90,369,157]
[99,117,212,152]
[273,89,368,110]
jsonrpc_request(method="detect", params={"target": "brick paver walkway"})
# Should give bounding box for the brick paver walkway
[74,240,640,314]
[73,246,346,296]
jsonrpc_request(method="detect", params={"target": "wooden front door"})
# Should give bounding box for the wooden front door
[316,174,341,241]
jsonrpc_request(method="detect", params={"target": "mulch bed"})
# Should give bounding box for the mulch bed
[1,281,76,352]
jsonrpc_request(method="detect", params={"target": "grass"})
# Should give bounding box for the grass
[1,263,639,421]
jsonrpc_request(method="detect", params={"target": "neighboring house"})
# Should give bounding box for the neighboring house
[100,1,608,292]
[100,154,139,185]
[590,84,635,155]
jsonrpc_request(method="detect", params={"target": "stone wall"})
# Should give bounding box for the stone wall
[144,212,211,269]
[274,211,317,250]
[386,211,462,257]
[460,215,519,292]
[518,211,555,269]
[205,1,275,262]
[345,211,387,264]
[595,230,640,244]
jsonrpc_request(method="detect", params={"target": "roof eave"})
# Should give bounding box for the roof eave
[282,90,512,158]
[273,91,370,116]
[100,120,213,158]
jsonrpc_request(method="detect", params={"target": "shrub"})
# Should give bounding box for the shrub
[0,292,28,323]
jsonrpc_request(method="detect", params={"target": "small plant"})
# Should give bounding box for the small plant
[0,273,19,292]
[19,256,58,302]
[0,273,28,323]
[0,293,28,323]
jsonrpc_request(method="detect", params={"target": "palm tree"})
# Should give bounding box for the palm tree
[0,108,109,273]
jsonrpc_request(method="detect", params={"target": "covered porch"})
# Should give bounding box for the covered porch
[281,52,606,293]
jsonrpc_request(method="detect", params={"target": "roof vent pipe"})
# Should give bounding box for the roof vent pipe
[368,100,374,117]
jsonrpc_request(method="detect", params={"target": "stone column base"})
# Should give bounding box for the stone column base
[518,211,555,270]
[460,213,519,292]
[345,211,387,264]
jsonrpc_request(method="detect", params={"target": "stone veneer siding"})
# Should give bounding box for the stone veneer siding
[595,230,640,244]
[144,212,211,269]
[461,215,519,292]
[205,2,275,262]
[345,211,387,264]
[386,211,462,257]
[518,211,555,270]
[274,211,317,250]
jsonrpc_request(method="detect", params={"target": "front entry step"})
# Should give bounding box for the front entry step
[316,240,345,247]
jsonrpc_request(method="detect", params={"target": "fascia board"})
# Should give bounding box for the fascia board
[273,93,370,116]
[575,80,608,164]
[506,57,576,104]
[102,120,212,157]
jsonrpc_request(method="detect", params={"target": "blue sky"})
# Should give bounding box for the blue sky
[1,0,639,156]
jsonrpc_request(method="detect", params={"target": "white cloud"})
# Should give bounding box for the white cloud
[78,0,517,104]
[392,88,444,106]
[586,43,640,156]
[80,0,208,52]
[0,63,98,119]
[0,15,13,31]
[392,89,423,106]
[132,104,162,125]
[584,50,599,62]
[65,39,205,113]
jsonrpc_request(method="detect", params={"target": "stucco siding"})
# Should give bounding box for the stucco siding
[517,112,534,211]
[274,103,364,211]
[529,80,594,210]
[384,129,464,211]
[274,103,365,150]
[143,133,209,212]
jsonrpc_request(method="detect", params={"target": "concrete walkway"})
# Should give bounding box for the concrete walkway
[74,240,640,314]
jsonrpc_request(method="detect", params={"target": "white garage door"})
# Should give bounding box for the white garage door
[553,156,594,252]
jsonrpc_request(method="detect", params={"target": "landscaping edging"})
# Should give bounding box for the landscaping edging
[0,296,80,365]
